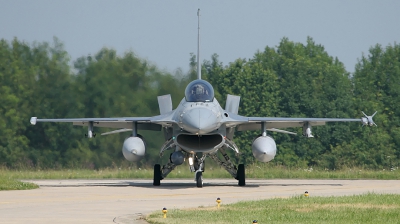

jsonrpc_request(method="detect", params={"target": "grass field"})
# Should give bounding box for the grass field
[1,164,399,180]
[0,177,38,190]
[0,164,399,190]
[146,193,400,224]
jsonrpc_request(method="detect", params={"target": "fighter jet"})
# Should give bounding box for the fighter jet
[30,9,376,187]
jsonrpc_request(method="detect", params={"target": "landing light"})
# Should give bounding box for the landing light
[188,157,194,166]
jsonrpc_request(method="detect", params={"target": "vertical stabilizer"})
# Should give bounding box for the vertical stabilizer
[225,94,241,115]
[197,9,201,80]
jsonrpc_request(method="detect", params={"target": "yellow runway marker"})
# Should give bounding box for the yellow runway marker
[162,207,167,218]
[216,197,221,208]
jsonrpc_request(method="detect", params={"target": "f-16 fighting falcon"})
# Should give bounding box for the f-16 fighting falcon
[30,9,376,187]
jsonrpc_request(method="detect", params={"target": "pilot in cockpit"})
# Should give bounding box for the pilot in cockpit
[191,84,208,96]
[191,84,208,101]
[185,80,214,102]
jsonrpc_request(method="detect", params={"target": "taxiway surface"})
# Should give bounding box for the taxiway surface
[1,179,400,223]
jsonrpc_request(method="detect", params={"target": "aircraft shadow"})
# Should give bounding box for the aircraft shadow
[37,180,342,189]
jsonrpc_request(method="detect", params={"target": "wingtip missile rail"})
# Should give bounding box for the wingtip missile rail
[361,111,377,127]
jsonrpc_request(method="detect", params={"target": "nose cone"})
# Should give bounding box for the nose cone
[182,108,220,134]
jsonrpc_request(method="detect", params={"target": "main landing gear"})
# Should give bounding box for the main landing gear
[236,164,245,186]
[153,164,162,186]
[152,160,244,187]
[153,143,245,187]
[208,147,246,186]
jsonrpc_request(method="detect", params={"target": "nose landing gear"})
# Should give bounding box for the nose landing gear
[191,154,206,188]
[195,171,203,188]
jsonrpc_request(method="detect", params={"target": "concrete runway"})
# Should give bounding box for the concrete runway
[1,179,400,223]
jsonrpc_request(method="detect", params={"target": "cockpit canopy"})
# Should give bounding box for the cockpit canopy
[185,80,214,102]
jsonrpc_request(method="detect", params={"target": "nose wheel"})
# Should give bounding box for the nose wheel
[195,171,203,188]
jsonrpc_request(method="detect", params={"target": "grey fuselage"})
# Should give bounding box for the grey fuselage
[170,97,228,154]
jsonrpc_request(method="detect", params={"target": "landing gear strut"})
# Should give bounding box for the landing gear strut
[191,154,206,188]
[209,147,246,186]
[153,139,244,187]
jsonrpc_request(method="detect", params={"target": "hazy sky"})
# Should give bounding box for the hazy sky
[1,0,399,73]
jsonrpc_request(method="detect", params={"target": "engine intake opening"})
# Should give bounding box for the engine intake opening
[176,134,224,152]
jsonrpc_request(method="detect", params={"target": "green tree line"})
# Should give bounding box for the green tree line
[0,37,399,169]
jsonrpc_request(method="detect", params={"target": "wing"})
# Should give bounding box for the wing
[237,117,361,131]
[30,112,178,132]
[30,117,157,130]
[223,112,375,134]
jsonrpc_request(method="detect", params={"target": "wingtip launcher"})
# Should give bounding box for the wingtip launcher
[30,117,37,125]
[361,111,377,127]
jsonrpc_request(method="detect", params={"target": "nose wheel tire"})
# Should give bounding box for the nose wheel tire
[153,164,161,186]
[237,164,245,186]
[196,172,203,188]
